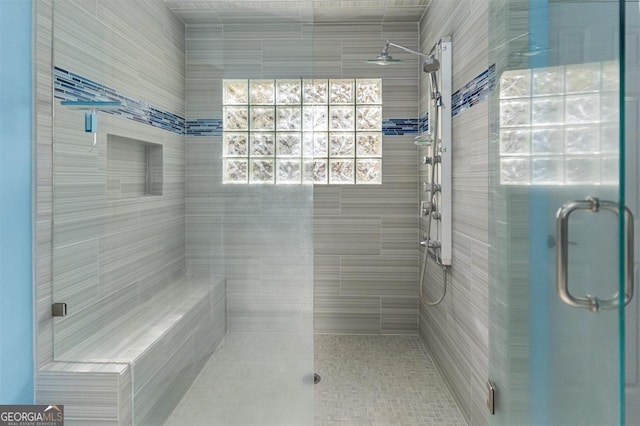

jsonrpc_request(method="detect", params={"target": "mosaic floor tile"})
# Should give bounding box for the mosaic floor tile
[314,334,466,426]
[164,334,466,425]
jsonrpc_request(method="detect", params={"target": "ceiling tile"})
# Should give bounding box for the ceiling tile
[312,7,386,23]
[382,6,427,21]
[165,0,429,24]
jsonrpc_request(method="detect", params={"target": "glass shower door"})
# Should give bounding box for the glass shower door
[48,1,316,424]
[488,0,631,424]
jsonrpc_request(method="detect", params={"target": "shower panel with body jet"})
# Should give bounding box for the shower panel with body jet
[422,37,452,266]
[368,37,452,306]
[418,37,452,306]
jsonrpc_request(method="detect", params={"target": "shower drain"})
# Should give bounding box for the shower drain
[303,373,321,384]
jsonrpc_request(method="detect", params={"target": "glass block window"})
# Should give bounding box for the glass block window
[498,61,619,185]
[223,78,383,184]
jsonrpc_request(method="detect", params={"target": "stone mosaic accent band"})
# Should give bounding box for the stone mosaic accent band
[54,65,496,137]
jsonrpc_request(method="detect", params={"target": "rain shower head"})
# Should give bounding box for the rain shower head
[366,54,404,65]
[366,41,404,65]
[367,40,442,101]
[367,41,439,74]
[366,40,426,65]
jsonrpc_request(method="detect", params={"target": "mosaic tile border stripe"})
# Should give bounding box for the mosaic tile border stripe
[186,119,223,136]
[418,113,429,134]
[53,65,496,137]
[186,118,422,136]
[54,67,186,135]
[382,118,419,135]
[451,63,496,117]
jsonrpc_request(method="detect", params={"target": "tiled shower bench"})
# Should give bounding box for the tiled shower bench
[36,276,226,426]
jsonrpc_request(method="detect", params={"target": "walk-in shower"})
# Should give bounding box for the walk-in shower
[369,37,452,306]
[33,1,468,423]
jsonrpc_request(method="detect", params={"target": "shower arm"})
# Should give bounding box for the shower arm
[386,41,431,58]
[386,41,441,102]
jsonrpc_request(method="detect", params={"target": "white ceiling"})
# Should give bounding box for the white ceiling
[164,0,431,24]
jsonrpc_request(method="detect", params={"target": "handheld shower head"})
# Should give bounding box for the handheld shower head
[422,55,441,103]
[422,55,440,73]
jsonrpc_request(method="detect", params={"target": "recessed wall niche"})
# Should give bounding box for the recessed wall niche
[107,134,163,200]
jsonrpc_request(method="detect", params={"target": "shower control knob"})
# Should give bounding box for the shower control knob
[431,212,442,220]
[423,156,434,165]
[420,240,442,249]
[428,241,441,249]
[421,201,433,216]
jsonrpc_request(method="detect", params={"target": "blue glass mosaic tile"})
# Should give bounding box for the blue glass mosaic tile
[54,67,186,135]
[186,119,223,136]
[451,63,496,118]
[382,118,419,135]
[188,117,419,136]
[53,64,496,139]
[418,113,429,134]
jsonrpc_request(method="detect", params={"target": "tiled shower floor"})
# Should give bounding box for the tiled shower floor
[165,334,466,426]
[314,334,466,426]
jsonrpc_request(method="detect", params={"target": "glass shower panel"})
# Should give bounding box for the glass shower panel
[210,184,314,425]
[51,2,229,425]
[489,0,626,425]
[172,2,316,425]
[623,3,640,423]
[50,1,315,425]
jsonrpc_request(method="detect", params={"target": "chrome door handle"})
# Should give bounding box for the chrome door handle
[556,197,635,312]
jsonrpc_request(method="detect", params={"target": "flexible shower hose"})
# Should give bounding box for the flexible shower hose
[418,103,449,307]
